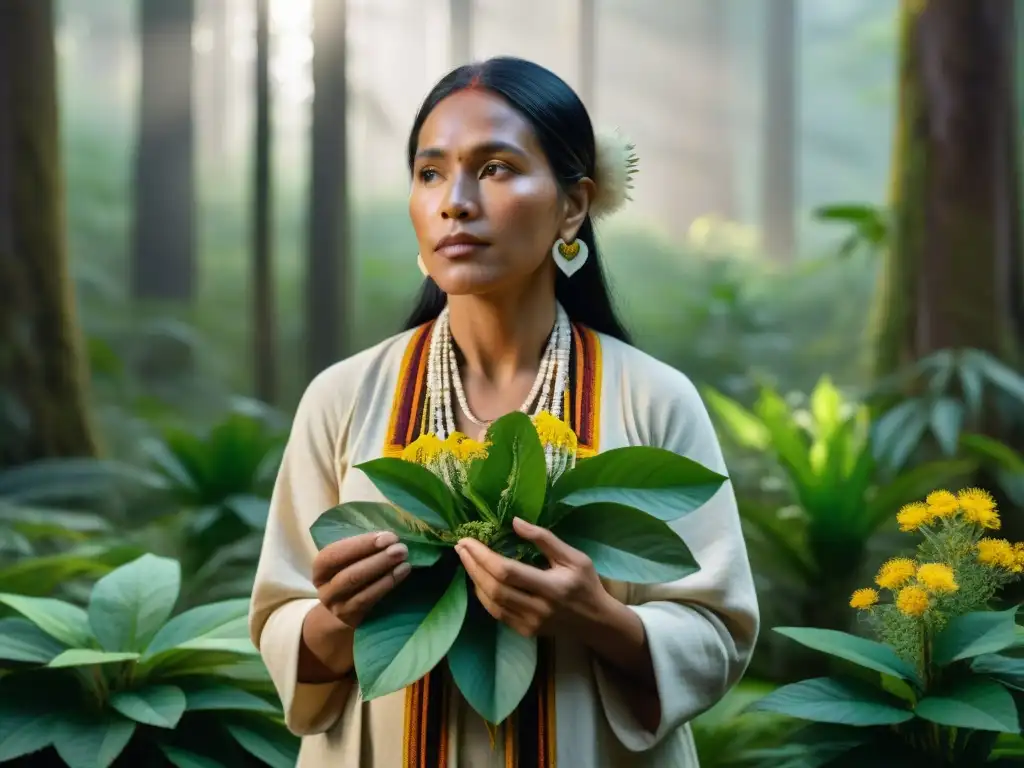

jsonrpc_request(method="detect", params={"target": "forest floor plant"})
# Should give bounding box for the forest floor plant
[749,488,1024,766]
[0,554,297,768]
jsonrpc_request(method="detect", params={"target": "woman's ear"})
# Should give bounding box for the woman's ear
[559,177,596,242]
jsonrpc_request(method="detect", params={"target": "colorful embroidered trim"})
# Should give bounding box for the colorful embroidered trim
[387,320,603,767]
[384,321,433,458]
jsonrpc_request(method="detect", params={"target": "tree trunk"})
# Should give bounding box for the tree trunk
[878,0,1024,554]
[876,0,1022,375]
[307,0,351,378]
[0,0,97,466]
[761,0,798,262]
[132,0,197,301]
[677,0,737,228]
[252,0,276,404]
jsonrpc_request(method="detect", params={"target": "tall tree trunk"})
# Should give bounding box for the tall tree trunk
[198,0,231,165]
[877,0,1022,374]
[878,0,1024,551]
[252,0,276,403]
[761,0,798,262]
[307,0,351,378]
[450,0,473,67]
[677,0,736,228]
[132,0,197,301]
[0,0,97,466]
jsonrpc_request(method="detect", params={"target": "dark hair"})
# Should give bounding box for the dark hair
[402,56,631,343]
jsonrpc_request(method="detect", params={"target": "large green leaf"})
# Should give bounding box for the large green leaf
[468,412,547,524]
[226,722,300,768]
[0,617,65,663]
[549,446,726,523]
[554,502,699,583]
[357,457,459,529]
[0,549,137,597]
[52,711,136,768]
[354,564,468,700]
[747,677,913,726]
[310,502,446,567]
[933,607,1020,666]
[915,679,1020,733]
[48,649,140,668]
[0,594,92,647]
[184,685,279,713]
[702,388,770,450]
[973,654,1024,691]
[160,745,228,768]
[447,598,538,724]
[753,388,815,487]
[109,685,186,728]
[89,553,181,652]
[0,707,54,761]
[143,598,250,659]
[773,627,920,684]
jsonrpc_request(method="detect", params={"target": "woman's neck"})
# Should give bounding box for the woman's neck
[446,286,557,385]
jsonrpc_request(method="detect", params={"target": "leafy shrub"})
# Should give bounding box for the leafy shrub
[0,554,297,767]
[750,489,1024,764]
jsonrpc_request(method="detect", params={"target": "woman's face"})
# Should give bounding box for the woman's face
[409,89,574,297]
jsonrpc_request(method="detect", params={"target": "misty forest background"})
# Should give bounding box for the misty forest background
[4,0,1024,765]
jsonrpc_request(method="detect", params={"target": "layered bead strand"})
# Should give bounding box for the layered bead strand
[425,304,572,474]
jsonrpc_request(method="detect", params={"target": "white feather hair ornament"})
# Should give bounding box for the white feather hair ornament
[588,129,639,220]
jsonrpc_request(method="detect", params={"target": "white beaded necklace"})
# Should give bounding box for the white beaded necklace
[425,304,572,468]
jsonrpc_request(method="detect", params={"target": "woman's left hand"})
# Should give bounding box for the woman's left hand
[454,517,611,639]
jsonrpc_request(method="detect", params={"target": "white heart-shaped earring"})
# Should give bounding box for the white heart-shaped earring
[417,253,428,276]
[551,238,589,277]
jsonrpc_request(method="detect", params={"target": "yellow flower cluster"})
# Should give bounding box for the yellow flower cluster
[532,411,578,451]
[444,432,489,462]
[896,488,1000,532]
[853,557,960,617]
[977,538,1024,573]
[850,488,1024,621]
[401,432,488,466]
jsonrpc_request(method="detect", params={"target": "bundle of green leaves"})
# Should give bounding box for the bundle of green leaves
[310,410,727,725]
[749,489,1024,765]
[0,554,297,768]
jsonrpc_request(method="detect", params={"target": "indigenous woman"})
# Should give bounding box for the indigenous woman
[249,56,758,767]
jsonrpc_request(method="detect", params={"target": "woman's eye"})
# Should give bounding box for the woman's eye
[481,162,509,178]
[418,168,439,183]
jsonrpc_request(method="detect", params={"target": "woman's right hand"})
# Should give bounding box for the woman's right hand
[312,531,412,626]
[298,531,411,683]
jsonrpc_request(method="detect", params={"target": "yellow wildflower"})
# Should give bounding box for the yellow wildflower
[876,557,917,590]
[849,588,879,610]
[977,538,1016,570]
[896,502,932,532]
[401,433,445,465]
[896,585,930,617]
[925,490,959,519]
[958,488,1000,530]
[532,411,578,450]
[444,432,488,463]
[916,563,958,594]
[1014,543,1024,574]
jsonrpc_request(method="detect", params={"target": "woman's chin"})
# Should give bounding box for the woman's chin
[431,266,510,297]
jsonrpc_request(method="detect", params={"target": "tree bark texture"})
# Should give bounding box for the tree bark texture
[876,0,1023,376]
[307,0,351,378]
[132,0,197,301]
[761,0,798,262]
[0,0,97,465]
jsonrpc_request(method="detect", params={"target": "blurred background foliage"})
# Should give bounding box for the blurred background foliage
[3,0,1024,764]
